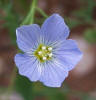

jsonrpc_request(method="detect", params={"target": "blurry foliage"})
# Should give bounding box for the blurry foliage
[0,0,31,45]
[15,0,30,11]
[0,1,19,45]
[64,17,83,29]
[0,0,9,5]
[80,93,96,100]
[15,74,33,100]
[32,82,68,100]
[66,0,96,30]
[73,0,96,24]
[84,29,96,43]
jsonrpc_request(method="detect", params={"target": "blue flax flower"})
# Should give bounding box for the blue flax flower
[15,14,83,87]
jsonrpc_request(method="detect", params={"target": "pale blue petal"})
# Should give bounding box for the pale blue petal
[15,54,41,81]
[41,13,70,45]
[54,40,83,71]
[16,24,41,52]
[39,60,68,87]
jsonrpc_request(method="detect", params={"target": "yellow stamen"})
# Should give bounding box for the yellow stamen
[34,44,53,63]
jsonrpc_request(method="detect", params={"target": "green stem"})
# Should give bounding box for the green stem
[21,0,37,25]
[29,0,37,24]
[36,7,48,18]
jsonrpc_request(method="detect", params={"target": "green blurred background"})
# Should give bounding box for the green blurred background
[0,0,96,100]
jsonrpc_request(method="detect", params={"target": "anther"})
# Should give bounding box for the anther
[48,53,53,57]
[43,57,47,60]
[38,51,42,55]
[48,47,52,51]
[42,46,46,50]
